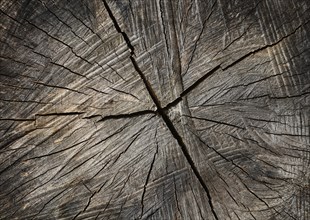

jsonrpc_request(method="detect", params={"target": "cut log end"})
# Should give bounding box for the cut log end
[0,0,310,219]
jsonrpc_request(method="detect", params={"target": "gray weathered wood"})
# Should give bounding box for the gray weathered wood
[0,0,310,219]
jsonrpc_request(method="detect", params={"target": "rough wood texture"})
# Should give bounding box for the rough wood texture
[0,0,310,219]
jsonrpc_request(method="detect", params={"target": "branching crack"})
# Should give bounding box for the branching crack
[38,0,92,48]
[162,18,309,110]
[163,65,221,110]
[183,1,217,77]
[102,2,219,219]
[73,179,109,220]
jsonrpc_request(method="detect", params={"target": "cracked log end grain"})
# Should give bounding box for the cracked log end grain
[0,0,310,219]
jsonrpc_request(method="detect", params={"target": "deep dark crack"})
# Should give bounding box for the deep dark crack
[102,1,219,219]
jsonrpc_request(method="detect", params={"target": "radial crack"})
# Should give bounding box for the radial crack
[140,130,159,218]
[83,110,156,121]
[101,0,135,55]
[34,81,87,95]
[102,2,219,219]
[161,18,309,110]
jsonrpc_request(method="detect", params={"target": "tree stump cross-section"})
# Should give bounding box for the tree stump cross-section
[0,0,310,219]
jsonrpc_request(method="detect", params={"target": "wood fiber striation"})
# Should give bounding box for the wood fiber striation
[0,0,310,219]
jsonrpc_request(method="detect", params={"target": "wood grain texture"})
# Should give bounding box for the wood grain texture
[0,0,309,219]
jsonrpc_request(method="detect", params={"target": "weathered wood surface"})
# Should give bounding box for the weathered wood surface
[0,0,310,219]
